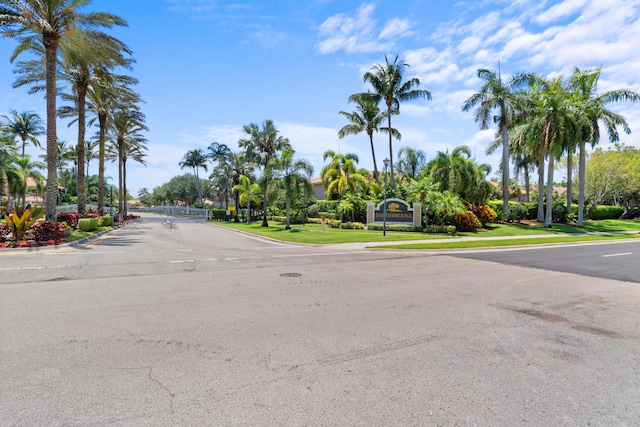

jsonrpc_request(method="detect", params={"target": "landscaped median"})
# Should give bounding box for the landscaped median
[211,219,640,248]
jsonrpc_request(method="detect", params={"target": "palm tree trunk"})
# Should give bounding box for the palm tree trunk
[537,159,545,222]
[118,139,124,216]
[123,159,128,217]
[577,140,586,227]
[98,114,107,214]
[369,133,379,184]
[566,148,573,214]
[285,195,291,229]
[261,180,268,227]
[76,84,87,215]
[544,156,554,228]
[387,108,396,187]
[44,35,59,222]
[524,169,530,203]
[501,125,510,221]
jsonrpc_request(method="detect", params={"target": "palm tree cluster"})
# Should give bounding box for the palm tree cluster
[145,120,313,228]
[0,0,146,219]
[464,67,639,227]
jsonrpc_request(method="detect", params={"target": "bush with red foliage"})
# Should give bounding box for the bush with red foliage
[57,212,80,229]
[0,223,10,243]
[84,213,100,218]
[453,211,481,232]
[32,221,67,243]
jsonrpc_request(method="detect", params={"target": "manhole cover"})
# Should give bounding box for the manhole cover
[280,272,302,277]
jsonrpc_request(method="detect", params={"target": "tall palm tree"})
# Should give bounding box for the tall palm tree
[207,141,231,165]
[239,120,291,227]
[107,109,147,216]
[396,146,427,181]
[0,0,127,221]
[57,28,133,215]
[462,68,531,221]
[568,67,640,226]
[338,93,398,184]
[0,110,44,157]
[87,76,139,213]
[232,175,261,224]
[358,55,431,187]
[274,148,313,229]
[320,150,368,200]
[179,149,208,205]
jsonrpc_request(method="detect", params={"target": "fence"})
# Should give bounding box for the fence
[134,205,213,220]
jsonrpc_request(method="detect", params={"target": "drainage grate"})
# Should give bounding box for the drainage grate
[280,272,302,277]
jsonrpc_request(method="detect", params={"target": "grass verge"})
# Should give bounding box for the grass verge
[65,226,115,243]
[373,234,640,249]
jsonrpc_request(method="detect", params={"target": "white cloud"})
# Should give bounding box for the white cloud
[534,0,589,25]
[316,3,413,54]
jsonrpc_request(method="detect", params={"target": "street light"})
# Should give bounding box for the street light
[383,157,390,236]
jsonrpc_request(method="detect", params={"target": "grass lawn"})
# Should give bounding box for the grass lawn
[65,226,115,243]
[375,234,640,250]
[212,219,640,246]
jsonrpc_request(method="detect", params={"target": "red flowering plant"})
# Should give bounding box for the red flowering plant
[31,221,67,245]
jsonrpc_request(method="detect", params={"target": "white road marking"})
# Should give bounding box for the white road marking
[602,252,633,258]
[0,265,73,271]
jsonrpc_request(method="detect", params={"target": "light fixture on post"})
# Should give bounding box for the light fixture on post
[383,157,390,236]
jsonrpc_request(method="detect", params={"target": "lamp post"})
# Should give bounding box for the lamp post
[383,157,390,236]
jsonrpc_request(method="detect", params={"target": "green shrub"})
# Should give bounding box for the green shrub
[326,219,341,228]
[209,208,228,221]
[589,205,624,220]
[425,224,457,234]
[552,202,568,223]
[339,221,365,229]
[523,202,538,219]
[101,216,114,226]
[368,223,423,232]
[453,211,481,231]
[306,217,324,224]
[315,200,338,212]
[306,204,320,218]
[78,217,99,232]
[474,204,497,226]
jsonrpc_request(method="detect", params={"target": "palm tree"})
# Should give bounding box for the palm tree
[87,76,139,213]
[396,146,427,181]
[462,68,531,221]
[13,155,45,207]
[0,110,44,157]
[179,149,209,205]
[427,190,467,225]
[0,135,18,205]
[568,67,640,226]
[232,175,261,224]
[425,145,476,196]
[338,94,398,184]
[238,120,291,227]
[57,27,133,215]
[223,151,254,222]
[358,55,431,187]
[208,141,231,165]
[320,150,368,200]
[274,149,313,229]
[107,109,147,216]
[0,0,128,221]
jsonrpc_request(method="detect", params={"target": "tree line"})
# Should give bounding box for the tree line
[0,0,147,219]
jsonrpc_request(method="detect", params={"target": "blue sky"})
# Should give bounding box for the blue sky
[2,0,640,196]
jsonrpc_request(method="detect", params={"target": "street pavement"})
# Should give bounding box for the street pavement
[1,215,639,426]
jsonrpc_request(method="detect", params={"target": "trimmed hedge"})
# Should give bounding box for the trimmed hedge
[367,223,424,232]
[101,216,114,226]
[339,222,365,230]
[78,217,100,232]
[209,208,228,221]
[589,205,625,220]
[425,224,457,234]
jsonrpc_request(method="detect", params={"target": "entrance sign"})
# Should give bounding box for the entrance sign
[367,199,421,226]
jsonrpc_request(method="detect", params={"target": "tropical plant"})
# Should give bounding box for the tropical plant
[238,120,291,227]
[232,175,261,224]
[462,68,531,221]
[4,203,44,242]
[320,150,368,199]
[338,93,397,184]
[273,149,313,229]
[13,155,45,207]
[358,55,431,187]
[0,110,43,157]
[425,190,467,225]
[0,0,128,221]
[179,149,209,205]
[567,67,640,226]
[396,146,426,181]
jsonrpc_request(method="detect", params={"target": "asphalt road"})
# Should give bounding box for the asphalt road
[1,215,639,426]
